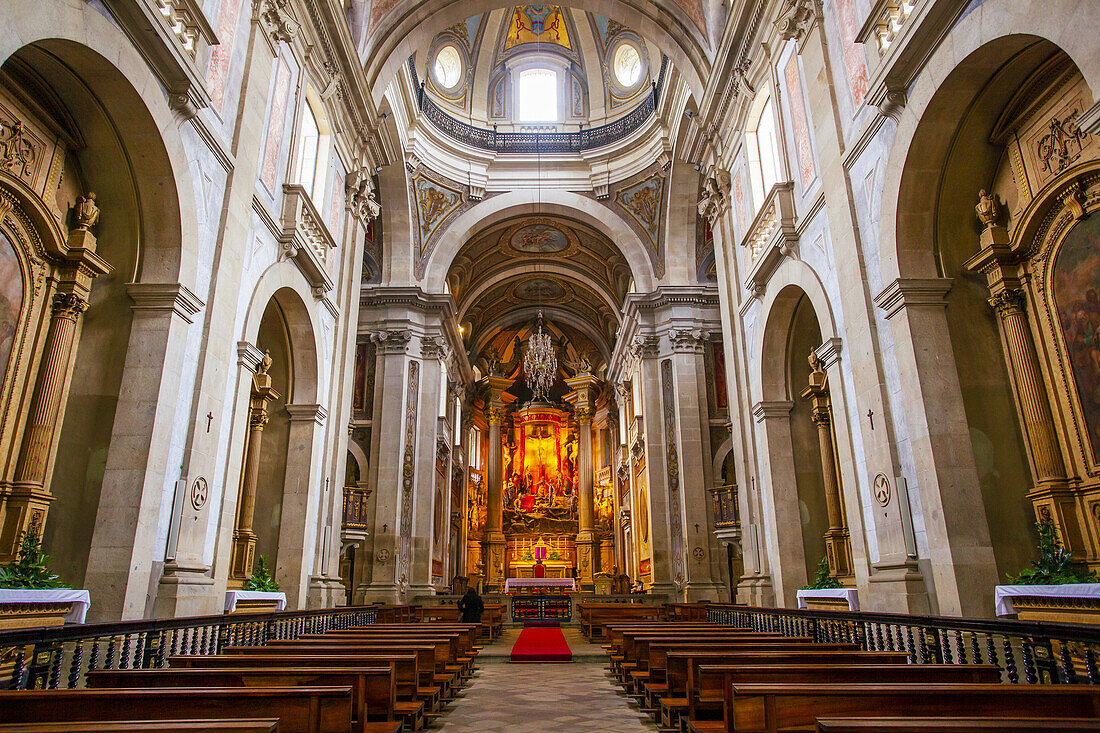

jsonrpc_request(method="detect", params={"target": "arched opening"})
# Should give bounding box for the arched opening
[253,298,294,570]
[0,36,191,594]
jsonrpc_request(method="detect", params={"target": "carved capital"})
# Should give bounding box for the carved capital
[989,288,1028,318]
[370,329,412,355]
[575,406,593,424]
[668,327,707,353]
[51,292,88,321]
[487,407,505,426]
[697,167,731,221]
[420,335,448,360]
[249,410,269,432]
[773,0,819,42]
[629,334,660,359]
[810,405,831,428]
[255,0,299,44]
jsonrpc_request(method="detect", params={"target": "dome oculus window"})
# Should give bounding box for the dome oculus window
[433,45,463,90]
[518,68,558,122]
[613,43,642,88]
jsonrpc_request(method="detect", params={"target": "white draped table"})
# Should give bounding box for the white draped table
[796,588,860,611]
[994,583,1100,616]
[223,590,287,612]
[504,578,576,593]
[0,588,91,623]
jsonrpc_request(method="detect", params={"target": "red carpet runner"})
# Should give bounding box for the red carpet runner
[510,626,573,662]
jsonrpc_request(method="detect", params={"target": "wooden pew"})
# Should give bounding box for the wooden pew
[0,687,354,733]
[168,653,439,716]
[619,634,803,688]
[294,630,474,678]
[85,668,400,733]
[0,723,281,733]
[726,683,1100,733]
[644,650,910,715]
[686,665,1002,733]
[578,603,662,638]
[815,718,1100,732]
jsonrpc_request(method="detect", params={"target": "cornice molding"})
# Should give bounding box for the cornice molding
[873,277,952,320]
[752,400,794,423]
[127,282,205,323]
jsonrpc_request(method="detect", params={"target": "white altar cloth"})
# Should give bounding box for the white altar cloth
[224,590,287,612]
[995,583,1100,616]
[504,578,576,593]
[0,588,91,623]
[796,588,860,611]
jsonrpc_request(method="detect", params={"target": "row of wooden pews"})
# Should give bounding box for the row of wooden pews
[419,603,505,640]
[0,610,482,733]
[600,617,1100,733]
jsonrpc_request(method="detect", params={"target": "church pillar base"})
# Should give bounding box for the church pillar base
[575,531,596,591]
[485,532,506,592]
[307,575,347,609]
[359,584,400,604]
[737,575,774,607]
[153,562,219,618]
[684,581,724,603]
[865,559,930,614]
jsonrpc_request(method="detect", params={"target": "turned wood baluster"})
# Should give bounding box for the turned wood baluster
[9,648,25,689]
[105,636,117,669]
[87,638,99,674]
[67,642,83,688]
[1060,641,1077,684]
[954,631,966,664]
[1022,641,1038,684]
[971,633,984,664]
[47,647,62,689]
[1003,637,1019,683]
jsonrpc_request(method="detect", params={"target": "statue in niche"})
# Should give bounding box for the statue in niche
[74,192,100,230]
[257,350,273,375]
[975,189,998,229]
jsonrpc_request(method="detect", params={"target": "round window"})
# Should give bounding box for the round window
[613,43,642,88]
[433,45,463,89]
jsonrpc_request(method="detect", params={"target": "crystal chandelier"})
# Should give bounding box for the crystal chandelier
[523,310,557,402]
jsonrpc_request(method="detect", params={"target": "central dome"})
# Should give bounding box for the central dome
[416,6,662,134]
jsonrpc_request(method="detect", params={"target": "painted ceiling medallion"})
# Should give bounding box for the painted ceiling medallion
[500,217,580,257]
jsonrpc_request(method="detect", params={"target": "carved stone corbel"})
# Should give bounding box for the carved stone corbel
[255,0,299,44]
[773,0,819,43]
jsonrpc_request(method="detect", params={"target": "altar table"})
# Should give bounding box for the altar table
[505,578,576,594]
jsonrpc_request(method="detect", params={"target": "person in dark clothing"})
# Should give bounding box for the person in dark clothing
[457,587,484,623]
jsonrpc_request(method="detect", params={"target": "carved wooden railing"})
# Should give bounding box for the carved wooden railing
[0,605,377,691]
[707,603,1100,685]
[708,484,740,529]
[342,485,370,533]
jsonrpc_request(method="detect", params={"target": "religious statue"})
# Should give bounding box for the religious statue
[74,192,100,230]
[257,349,273,375]
[975,189,998,229]
[807,349,824,376]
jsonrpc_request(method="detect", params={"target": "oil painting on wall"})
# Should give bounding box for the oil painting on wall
[1055,213,1100,459]
[0,233,22,381]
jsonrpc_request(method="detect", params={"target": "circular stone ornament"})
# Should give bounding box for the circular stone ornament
[190,477,208,510]
[873,473,891,507]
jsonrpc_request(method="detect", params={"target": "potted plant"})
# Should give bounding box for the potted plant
[228,555,286,614]
[796,557,856,612]
[0,529,89,629]
[997,520,1100,623]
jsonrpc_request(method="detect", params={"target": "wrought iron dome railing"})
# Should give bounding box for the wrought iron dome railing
[409,55,669,154]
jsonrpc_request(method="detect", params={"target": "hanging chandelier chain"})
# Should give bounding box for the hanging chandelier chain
[523,310,557,403]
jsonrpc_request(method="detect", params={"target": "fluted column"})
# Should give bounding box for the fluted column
[14,293,87,485]
[484,375,511,591]
[566,372,600,589]
[989,288,1066,484]
[229,353,279,584]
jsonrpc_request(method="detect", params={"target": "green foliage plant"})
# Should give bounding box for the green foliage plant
[0,529,68,589]
[802,557,843,590]
[548,550,562,561]
[520,550,533,562]
[243,555,280,592]
[1008,520,1098,585]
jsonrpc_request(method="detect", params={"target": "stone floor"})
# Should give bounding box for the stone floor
[436,626,658,731]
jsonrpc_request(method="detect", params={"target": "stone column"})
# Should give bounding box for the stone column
[752,400,807,606]
[360,330,412,603]
[484,375,511,591]
[800,354,853,577]
[229,352,280,585]
[566,372,599,589]
[277,403,326,608]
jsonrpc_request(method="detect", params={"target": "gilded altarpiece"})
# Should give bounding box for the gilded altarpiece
[966,62,1100,566]
[0,89,111,560]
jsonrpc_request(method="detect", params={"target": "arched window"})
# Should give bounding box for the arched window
[433,44,463,90]
[613,43,642,88]
[747,96,783,209]
[295,94,331,206]
[518,68,558,122]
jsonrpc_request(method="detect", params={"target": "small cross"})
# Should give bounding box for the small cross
[867,409,875,430]
[206,412,214,432]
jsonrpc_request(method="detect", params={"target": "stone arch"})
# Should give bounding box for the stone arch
[422,190,658,293]
[754,260,836,404]
[879,0,1100,283]
[242,272,322,405]
[361,0,710,108]
[1,6,200,288]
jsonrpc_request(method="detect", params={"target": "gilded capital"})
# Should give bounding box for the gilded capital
[811,406,831,427]
[487,406,505,426]
[575,406,593,424]
[51,292,88,321]
[249,411,269,431]
[988,288,1027,318]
